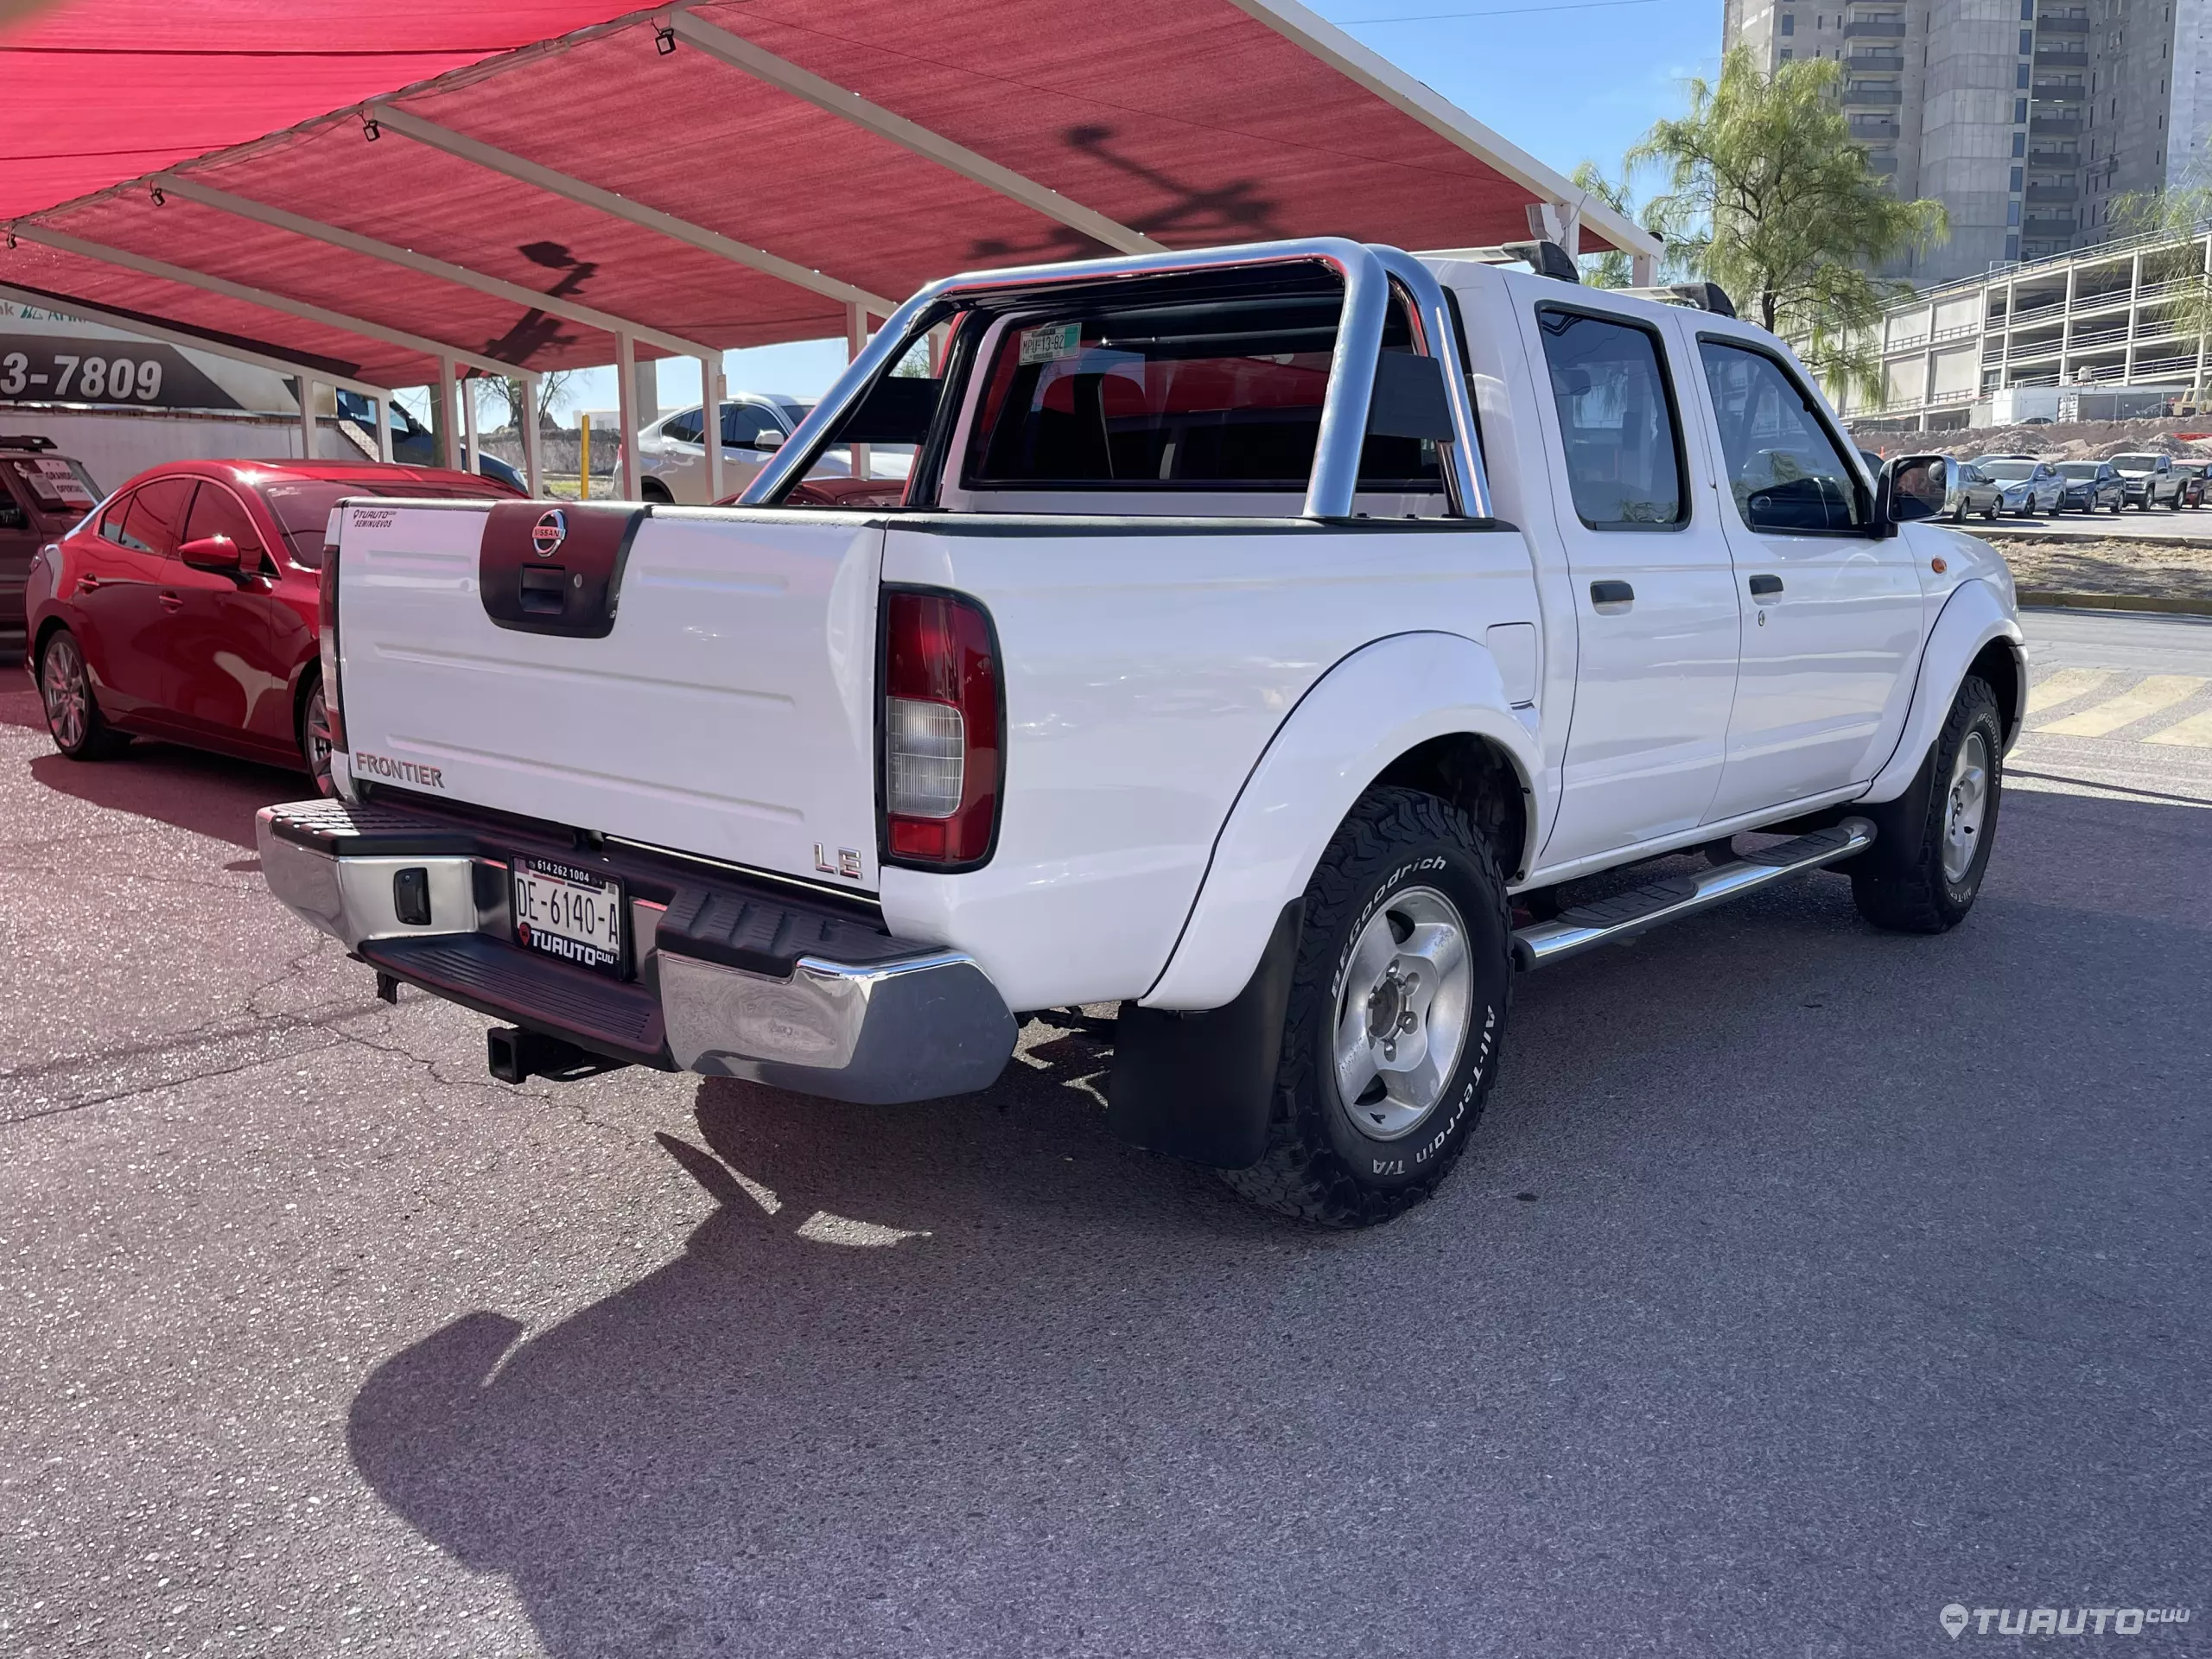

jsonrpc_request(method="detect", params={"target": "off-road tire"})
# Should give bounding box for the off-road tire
[1222,786,1513,1229]
[37,627,131,761]
[1851,675,2004,934]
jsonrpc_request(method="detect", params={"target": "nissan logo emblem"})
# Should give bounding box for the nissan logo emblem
[531,507,568,557]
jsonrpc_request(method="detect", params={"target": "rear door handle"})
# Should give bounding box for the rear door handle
[1590,580,1634,610]
[1748,574,1784,600]
[158,589,184,612]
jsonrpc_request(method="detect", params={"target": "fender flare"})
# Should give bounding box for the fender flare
[1860,578,2024,805]
[1141,631,1540,1011]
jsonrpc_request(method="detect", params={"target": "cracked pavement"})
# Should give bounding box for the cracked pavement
[3,622,2209,1658]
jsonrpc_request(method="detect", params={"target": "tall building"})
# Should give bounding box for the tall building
[1721,0,2212,287]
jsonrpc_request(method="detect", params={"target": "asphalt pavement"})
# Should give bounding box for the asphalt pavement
[3,614,2208,1658]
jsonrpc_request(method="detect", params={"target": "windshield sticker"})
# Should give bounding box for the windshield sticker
[11,459,93,509]
[1018,322,1084,365]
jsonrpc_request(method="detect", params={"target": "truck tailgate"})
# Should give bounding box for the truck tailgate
[332,501,884,890]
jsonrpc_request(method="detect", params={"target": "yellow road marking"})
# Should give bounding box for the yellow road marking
[2145,707,2212,748]
[2037,675,2209,738]
[2024,667,2115,714]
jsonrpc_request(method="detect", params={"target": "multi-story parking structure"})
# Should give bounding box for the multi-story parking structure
[1837,223,2211,427]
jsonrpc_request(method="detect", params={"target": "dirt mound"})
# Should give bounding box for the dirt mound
[1852,416,2212,463]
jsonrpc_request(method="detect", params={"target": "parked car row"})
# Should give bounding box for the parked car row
[19,451,519,790]
[1948,451,2209,519]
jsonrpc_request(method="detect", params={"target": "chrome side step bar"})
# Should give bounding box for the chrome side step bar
[1512,817,1876,970]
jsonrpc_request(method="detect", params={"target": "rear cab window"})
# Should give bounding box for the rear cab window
[1533,305,1688,530]
[760,263,1474,520]
[951,292,1445,512]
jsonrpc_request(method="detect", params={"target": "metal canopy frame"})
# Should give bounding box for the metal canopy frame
[157,175,718,362]
[364,104,896,319]
[664,12,1166,259]
[0,0,1662,501]
[8,222,528,383]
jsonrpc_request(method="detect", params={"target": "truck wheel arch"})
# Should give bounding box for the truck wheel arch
[1859,578,2025,805]
[1141,631,1539,1013]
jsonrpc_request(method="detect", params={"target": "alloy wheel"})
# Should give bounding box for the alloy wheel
[1332,885,1474,1140]
[1942,729,1990,884]
[40,634,88,752]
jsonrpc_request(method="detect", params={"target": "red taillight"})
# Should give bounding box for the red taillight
[317,545,347,753]
[882,589,1000,867]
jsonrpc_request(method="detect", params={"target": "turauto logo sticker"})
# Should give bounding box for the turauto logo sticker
[1938,1602,2193,1638]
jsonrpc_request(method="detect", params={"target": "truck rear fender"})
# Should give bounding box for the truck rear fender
[1859,576,2024,805]
[1141,631,1539,1012]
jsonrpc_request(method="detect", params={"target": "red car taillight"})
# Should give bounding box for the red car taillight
[881,589,1000,868]
[317,542,347,754]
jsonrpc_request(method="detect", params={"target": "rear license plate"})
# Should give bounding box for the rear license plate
[511,856,626,978]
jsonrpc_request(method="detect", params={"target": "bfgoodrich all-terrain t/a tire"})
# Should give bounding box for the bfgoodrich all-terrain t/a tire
[1223,786,1514,1229]
[1851,674,2005,934]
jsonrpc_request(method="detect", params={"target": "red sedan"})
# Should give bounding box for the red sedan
[26,459,519,791]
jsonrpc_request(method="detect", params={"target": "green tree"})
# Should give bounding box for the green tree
[1568,162,1639,289]
[1628,47,1946,404]
[2108,173,2212,393]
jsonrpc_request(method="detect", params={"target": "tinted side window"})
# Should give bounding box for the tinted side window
[663,408,704,444]
[123,476,197,556]
[1698,340,1867,532]
[183,481,263,554]
[1535,308,1686,529]
[0,479,25,531]
[99,492,137,547]
[722,403,783,446]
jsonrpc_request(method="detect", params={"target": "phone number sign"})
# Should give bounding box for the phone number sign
[0,334,240,410]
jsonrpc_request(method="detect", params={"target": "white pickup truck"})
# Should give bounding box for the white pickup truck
[258,238,2023,1227]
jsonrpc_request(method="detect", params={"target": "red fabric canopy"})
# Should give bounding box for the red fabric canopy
[0,0,1652,390]
[0,1,624,216]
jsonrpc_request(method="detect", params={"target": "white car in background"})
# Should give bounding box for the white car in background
[636,394,808,505]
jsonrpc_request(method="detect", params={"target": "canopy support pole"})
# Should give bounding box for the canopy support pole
[701,354,724,504]
[616,331,640,500]
[1630,252,1657,286]
[462,373,480,477]
[519,378,542,497]
[298,377,317,461]
[436,356,458,470]
[368,105,895,316]
[846,305,871,482]
[667,13,1166,257]
[374,391,393,462]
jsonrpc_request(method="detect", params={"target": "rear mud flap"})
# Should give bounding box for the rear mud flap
[1107,901,1303,1170]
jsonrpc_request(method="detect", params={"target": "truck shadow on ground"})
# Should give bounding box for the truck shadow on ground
[341,789,2212,1656]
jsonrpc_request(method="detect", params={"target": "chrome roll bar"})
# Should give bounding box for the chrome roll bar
[741,237,1491,522]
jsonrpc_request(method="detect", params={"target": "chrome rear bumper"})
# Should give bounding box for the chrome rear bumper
[257,798,1015,1104]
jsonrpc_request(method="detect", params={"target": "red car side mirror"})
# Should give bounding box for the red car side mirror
[179,533,244,571]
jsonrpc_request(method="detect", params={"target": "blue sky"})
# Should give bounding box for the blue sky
[543,0,1719,421]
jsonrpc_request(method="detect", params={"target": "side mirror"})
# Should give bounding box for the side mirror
[178,533,243,571]
[1876,453,1952,532]
[749,432,785,452]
